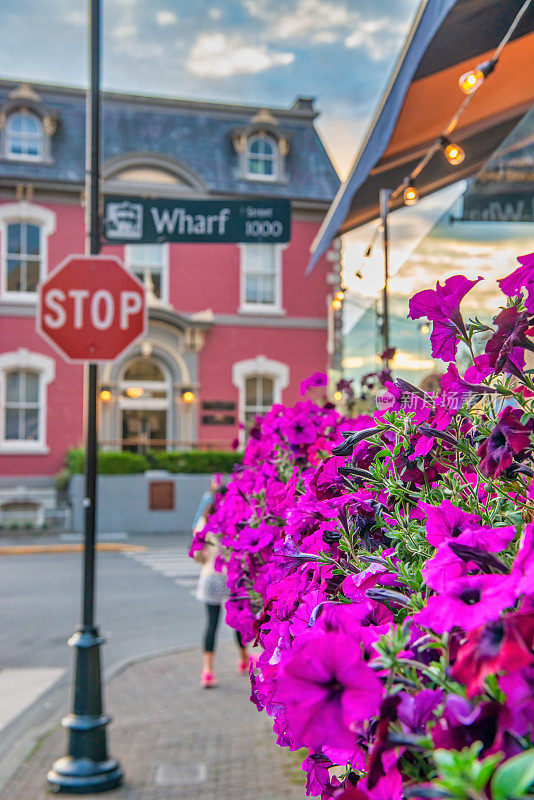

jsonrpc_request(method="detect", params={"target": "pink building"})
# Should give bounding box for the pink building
[0,80,340,519]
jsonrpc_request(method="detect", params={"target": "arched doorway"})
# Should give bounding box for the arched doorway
[119,357,171,452]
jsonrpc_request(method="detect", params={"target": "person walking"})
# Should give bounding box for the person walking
[192,487,248,688]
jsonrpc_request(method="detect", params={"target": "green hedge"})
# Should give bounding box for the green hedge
[66,448,242,475]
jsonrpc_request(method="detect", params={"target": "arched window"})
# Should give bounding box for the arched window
[246,135,278,179]
[6,112,44,160]
[232,356,289,441]
[119,357,171,451]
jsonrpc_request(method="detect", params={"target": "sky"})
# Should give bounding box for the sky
[0,0,421,177]
[2,0,528,313]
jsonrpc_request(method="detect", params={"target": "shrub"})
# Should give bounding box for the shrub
[148,450,242,474]
[65,448,241,475]
[66,449,148,474]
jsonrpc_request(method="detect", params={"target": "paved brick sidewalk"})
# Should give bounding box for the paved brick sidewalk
[3,644,307,800]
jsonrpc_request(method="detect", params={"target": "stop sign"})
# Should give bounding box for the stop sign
[37,255,146,362]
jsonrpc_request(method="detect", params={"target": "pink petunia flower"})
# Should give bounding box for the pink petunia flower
[408,275,483,362]
[498,252,534,313]
[414,574,517,633]
[276,630,383,755]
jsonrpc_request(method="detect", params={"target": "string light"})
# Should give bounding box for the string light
[386,1,531,209]
[335,290,345,301]
[100,388,112,402]
[333,390,342,401]
[402,178,419,206]
[444,141,465,165]
[458,60,494,95]
[182,390,195,403]
[332,297,342,311]
[440,136,465,165]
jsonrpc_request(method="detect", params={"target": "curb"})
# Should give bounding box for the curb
[0,641,198,792]
[0,543,147,555]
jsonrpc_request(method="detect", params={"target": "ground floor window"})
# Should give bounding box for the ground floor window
[0,349,55,453]
[232,355,289,442]
[244,375,274,430]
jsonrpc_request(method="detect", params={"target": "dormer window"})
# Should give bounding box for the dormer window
[6,112,44,161]
[246,135,278,180]
[232,111,290,183]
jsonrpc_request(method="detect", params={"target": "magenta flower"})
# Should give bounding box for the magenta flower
[280,413,318,446]
[432,695,499,754]
[452,610,534,696]
[421,500,480,547]
[408,275,482,362]
[485,306,530,379]
[478,406,533,478]
[498,252,534,313]
[415,574,517,633]
[440,363,495,410]
[300,371,328,396]
[276,630,383,754]
[500,664,534,736]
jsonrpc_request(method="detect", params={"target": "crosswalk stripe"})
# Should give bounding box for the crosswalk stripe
[124,547,200,591]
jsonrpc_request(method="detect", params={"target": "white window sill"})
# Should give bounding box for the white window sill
[1,292,38,304]
[238,305,286,316]
[0,443,50,455]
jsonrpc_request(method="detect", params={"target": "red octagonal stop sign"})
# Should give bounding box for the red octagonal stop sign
[37,255,147,362]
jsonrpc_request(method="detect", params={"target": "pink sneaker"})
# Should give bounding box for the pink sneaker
[238,657,250,674]
[201,670,217,688]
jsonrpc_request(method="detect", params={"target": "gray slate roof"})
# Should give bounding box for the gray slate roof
[0,80,339,203]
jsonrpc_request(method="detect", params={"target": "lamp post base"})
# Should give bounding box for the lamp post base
[47,626,122,794]
[47,757,122,794]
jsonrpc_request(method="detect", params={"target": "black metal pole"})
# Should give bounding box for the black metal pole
[379,189,391,354]
[47,0,122,792]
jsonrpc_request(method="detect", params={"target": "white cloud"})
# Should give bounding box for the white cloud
[111,22,138,41]
[156,10,177,26]
[209,8,222,19]
[245,0,354,43]
[186,33,294,77]
[245,0,404,53]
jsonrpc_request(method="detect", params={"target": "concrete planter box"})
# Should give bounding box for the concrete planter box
[69,472,214,534]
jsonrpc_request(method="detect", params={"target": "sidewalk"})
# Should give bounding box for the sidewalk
[2,644,307,800]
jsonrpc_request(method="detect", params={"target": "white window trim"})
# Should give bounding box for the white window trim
[0,202,56,303]
[245,134,279,182]
[232,356,289,443]
[0,349,55,454]
[124,243,169,305]
[238,243,285,315]
[5,112,44,162]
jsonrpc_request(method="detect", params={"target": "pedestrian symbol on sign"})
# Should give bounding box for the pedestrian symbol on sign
[105,200,144,240]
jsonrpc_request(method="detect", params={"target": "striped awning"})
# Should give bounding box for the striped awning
[308,0,534,273]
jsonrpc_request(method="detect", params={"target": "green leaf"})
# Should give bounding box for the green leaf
[492,750,534,800]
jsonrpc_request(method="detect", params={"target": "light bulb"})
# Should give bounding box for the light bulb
[100,389,112,402]
[458,60,493,95]
[444,142,465,165]
[335,290,345,301]
[403,181,418,206]
[332,298,342,311]
[420,323,430,336]
[182,390,195,403]
[333,390,342,401]
[126,386,144,398]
